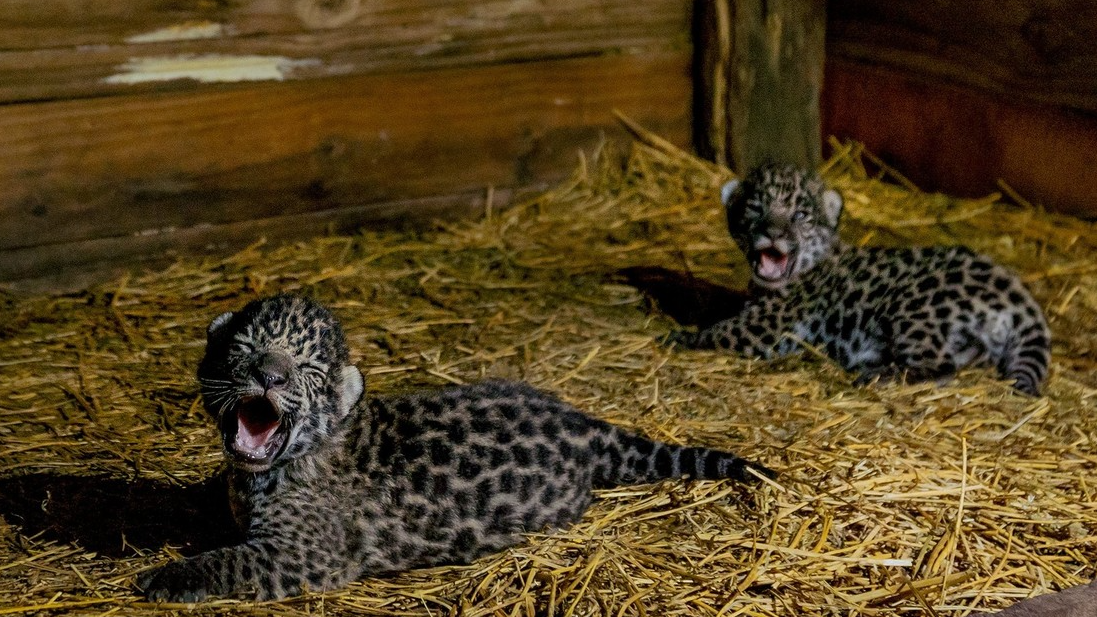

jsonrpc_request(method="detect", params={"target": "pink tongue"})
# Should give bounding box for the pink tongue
[235,415,278,457]
[758,252,789,280]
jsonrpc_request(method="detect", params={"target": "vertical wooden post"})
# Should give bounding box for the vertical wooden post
[695,0,825,173]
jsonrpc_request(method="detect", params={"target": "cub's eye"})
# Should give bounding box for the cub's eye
[792,210,809,222]
[229,341,253,355]
[300,363,327,377]
[742,201,764,217]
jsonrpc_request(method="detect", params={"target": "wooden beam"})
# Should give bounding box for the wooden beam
[0,0,688,50]
[695,0,825,172]
[0,51,693,286]
[0,190,519,294]
[0,0,689,104]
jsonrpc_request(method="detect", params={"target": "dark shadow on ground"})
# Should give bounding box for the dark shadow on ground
[617,266,752,329]
[0,473,239,557]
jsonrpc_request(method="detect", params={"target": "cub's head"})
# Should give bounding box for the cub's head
[197,295,364,473]
[722,164,844,292]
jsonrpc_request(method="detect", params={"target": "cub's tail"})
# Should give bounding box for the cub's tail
[592,425,774,488]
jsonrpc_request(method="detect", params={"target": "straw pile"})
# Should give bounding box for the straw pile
[1,123,1095,616]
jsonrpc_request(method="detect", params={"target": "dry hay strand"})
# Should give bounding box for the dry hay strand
[1,124,1096,616]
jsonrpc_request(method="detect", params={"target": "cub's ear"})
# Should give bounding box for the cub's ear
[207,311,234,341]
[340,365,365,412]
[821,188,844,228]
[720,179,741,206]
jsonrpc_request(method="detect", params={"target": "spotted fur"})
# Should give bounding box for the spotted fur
[138,295,771,601]
[666,164,1051,395]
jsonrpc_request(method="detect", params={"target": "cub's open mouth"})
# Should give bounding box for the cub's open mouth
[222,396,288,468]
[754,247,791,282]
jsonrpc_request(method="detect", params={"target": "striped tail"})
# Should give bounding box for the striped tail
[592,426,774,488]
[999,318,1051,397]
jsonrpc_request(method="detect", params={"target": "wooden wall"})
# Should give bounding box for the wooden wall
[4,0,1097,291]
[825,0,1097,218]
[0,0,694,290]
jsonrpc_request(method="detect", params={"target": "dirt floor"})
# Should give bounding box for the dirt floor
[1,133,1095,616]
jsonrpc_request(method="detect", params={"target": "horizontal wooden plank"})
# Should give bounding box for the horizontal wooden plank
[0,0,689,103]
[0,24,681,104]
[0,0,688,49]
[0,189,522,293]
[823,59,1097,219]
[828,0,1097,114]
[0,50,693,283]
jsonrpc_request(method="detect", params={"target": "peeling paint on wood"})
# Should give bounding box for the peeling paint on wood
[0,0,689,103]
[102,54,322,85]
[125,21,227,44]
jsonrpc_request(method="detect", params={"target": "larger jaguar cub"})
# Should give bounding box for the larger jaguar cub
[666,164,1050,395]
[139,295,771,601]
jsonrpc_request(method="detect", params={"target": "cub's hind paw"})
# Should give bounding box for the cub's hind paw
[137,560,211,603]
[853,365,955,388]
[660,329,699,348]
[852,365,903,387]
[853,369,888,387]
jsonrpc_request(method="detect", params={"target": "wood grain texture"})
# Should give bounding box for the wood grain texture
[828,0,1097,114]
[0,189,520,293]
[695,0,825,173]
[823,59,1097,219]
[0,0,687,48]
[0,0,690,103]
[0,51,692,284]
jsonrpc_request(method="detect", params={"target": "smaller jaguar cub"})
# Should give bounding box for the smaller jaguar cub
[138,295,772,602]
[666,164,1050,395]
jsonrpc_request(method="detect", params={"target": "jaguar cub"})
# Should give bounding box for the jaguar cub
[666,164,1050,395]
[138,294,771,601]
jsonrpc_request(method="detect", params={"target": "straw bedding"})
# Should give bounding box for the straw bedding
[1,124,1095,616]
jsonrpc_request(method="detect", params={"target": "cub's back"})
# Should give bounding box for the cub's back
[828,245,1040,316]
[344,380,602,566]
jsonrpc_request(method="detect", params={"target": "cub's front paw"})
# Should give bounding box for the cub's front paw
[137,559,211,603]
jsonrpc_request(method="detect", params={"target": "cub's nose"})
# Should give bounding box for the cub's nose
[764,224,788,240]
[252,351,293,390]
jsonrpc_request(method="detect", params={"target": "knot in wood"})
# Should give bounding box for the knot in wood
[295,0,362,29]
